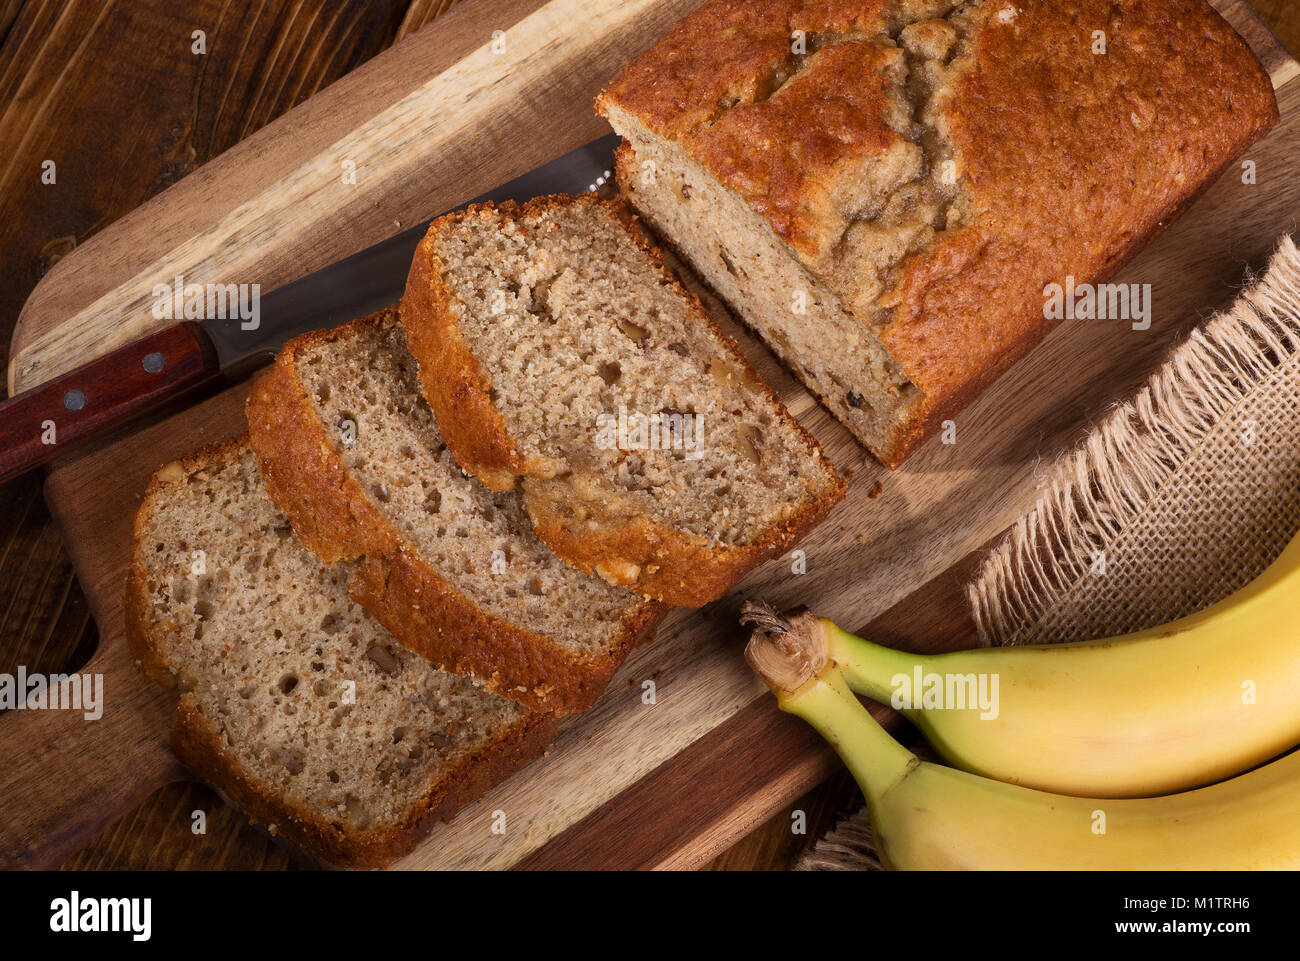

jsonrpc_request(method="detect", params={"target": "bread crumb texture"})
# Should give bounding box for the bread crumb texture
[129,442,536,859]
[427,197,841,544]
[287,312,657,654]
[408,195,845,604]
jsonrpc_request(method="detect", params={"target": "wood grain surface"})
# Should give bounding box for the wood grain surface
[0,0,1296,871]
[6,0,700,393]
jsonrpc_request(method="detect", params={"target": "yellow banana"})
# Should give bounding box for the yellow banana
[750,650,1300,870]
[741,536,1300,798]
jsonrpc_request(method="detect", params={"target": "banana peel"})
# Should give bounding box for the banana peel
[747,628,1300,870]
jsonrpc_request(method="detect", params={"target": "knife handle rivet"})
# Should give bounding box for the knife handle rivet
[142,351,165,374]
[63,389,86,411]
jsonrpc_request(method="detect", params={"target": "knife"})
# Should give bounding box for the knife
[0,134,622,484]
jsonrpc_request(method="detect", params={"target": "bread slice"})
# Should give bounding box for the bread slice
[597,0,1279,467]
[245,309,666,714]
[124,439,556,868]
[401,194,845,607]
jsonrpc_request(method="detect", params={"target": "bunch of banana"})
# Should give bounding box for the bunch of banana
[741,535,1300,869]
[749,655,1300,870]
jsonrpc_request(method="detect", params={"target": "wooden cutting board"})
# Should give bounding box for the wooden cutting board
[4,0,1298,870]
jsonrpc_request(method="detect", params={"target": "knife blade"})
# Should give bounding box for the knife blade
[0,134,621,484]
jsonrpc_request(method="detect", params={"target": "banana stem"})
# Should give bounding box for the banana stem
[743,603,917,807]
[740,601,929,707]
[781,668,917,809]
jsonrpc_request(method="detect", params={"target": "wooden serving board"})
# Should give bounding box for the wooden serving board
[4,0,1298,870]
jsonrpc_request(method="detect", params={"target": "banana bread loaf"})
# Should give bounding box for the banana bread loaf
[597,0,1279,466]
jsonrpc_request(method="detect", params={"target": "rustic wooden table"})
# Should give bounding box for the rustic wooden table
[1,0,1295,871]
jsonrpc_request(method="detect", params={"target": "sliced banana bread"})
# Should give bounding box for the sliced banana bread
[401,194,845,608]
[245,309,666,714]
[597,0,1279,466]
[124,439,556,868]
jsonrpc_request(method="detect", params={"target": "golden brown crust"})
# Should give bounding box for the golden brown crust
[247,353,399,564]
[689,41,908,264]
[170,693,555,870]
[520,469,840,605]
[874,102,1280,469]
[349,549,664,715]
[600,0,1280,467]
[595,0,891,144]
[401,194,845,607]
[123,437,559,868]
[597,0,902,266]
[878,0,1280,444]
[403,230,527,492]
[245,309,668,712]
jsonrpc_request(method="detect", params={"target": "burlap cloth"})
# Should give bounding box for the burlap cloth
[796,235,1300,871]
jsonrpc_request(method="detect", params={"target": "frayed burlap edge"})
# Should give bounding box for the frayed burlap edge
[969,235,1300,646]
[794,815,884,871]
[795,235,1300,870]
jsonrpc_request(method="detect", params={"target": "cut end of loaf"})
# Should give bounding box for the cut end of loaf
[610,137,925,464]
[596,0,975,463]
[404,193,845,605]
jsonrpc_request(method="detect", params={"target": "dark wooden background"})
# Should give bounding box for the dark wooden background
[1,0,1294,871]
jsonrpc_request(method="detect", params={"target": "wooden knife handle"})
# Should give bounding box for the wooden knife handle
[0,323,220,482]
